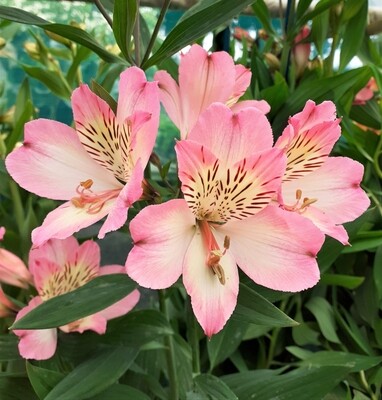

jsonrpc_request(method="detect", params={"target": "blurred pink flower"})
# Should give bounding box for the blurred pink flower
[275,100,370,244]
[0,227,32,288]
[126,104,324,337]
[354,77,378,105]
[0,285,20,317]
[154,44,269,139]
[14,236,140,360]
[293,25,311,76]
[6,67,160,247]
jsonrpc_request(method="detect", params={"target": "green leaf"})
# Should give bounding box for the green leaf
[22,65,72,99]
[298,351,382,372]
[305,297,340,343]
[102,309,173,347]
[0,6,124,64]
[0,377,38,400]
[296,0,341,27]
[233,283,298,327]
[207,319,247,371]
[45,347,138,400]
[251,0,275,35]
[142,0,254,69]
[89,384,150,400]
[0,334,21,362]
[272,66,370,135]
[310,8,329,55]
[320,273,365,289]
[342,231,382,253]
[91,80,117,113]
[26,363,65,400]
[373,245,382,301]
[339,0,368,71]
[112,0,138,60]
[225,366,350,400]
[190,374,238,400]
[66,45,92,86]
[11,274,136,329]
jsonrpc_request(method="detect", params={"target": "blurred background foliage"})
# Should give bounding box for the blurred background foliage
[0,0,382,399]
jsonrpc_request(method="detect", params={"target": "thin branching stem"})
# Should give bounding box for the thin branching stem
[94,0,113,29]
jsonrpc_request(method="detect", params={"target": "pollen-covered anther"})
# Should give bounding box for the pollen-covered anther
[211,263,226,285]
[283,189,317,214]
[71,178,120,214]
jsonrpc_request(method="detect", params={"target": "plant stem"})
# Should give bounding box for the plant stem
[158,289,179,400]
[94,0,113,29]
[133,0,141,66]
[373,135,382,179]
[188,302,201,375]
[141,0,172,67]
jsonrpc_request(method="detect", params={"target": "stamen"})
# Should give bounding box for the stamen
[283,189,317,214]
[71,179,120,214]
[199,220,230,285]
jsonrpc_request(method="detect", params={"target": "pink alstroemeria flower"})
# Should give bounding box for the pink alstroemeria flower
[14,236,140,360]
[6,67,159,247]
[0,285,20,317]
[126,104,324,336]
[154,44,270,139]
[0,227,32,288]
[275,100,370,244]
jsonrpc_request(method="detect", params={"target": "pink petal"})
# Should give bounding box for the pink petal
[32,199,115,247]
[276,118,341,181]
[176,139,286,222]
[220,205,324,292]
[227,64,252,106]
[98,160,144,239]
[0,285,19,312]
[183,231,239,337]
[117,67,160,167]
[60,314,107,335]
[29,236,80,276]
[178,44,236,137]
[76,240,101,272]
[154,70,183,134]
[281,157,370,225]
[0,227,5,240]
[230,100,271,115]
[186,104,274,165]
[98,265,140,320]
[0,248,32,288]
[14,297,57,360]
[72,84,128,181]
[126,199,195,289]
[5,119,119,200]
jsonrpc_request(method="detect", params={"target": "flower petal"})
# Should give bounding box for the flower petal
[98,160,144,239]
[178,44,236,136]
[5,119,120,200]
[226,64,252,106]
[187,104,274,165]
[14,297,57,360]
[281,157,370,225]
[220,205,324,292]
[126,199,195,289]
[183,230,239,337]
[60,314,107,335]
[32,199,114,247]
[230,99,271,115]
[154,70,183,134]
[0,249,32,288]
[117,67,160,167]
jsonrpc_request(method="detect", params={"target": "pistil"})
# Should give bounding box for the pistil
[198,220,230,285]
[283,189,317,214]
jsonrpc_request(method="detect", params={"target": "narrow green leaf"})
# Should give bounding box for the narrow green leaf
[233,283,298,327]
[320,273,365,289]
[66,45,92,86]
[296,0,314,20]
[45,347,138,400]
[373,245,382,301]
[298,351,382,372]
[26,363,65,400]
[113,0,138,60]
[11,274,136,329]
[0,377,38,400]
[89,384,150,400]
[0,6,124,64]
[342,231,382,253]
[305,297,340,343]
[91,80,117,113]
[22,65,72,99]
[192,374,238,400]
[142,0,254,69]
[207,319,247,371]
[272,66,370,135]
[0,334,21,362]
[251,0,275,35]
[339,0,368,71]
[296,0,341,27]
[310,8,329,55]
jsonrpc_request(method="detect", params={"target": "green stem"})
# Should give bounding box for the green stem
[141,0,172,67]
[9,180,24,236]
[188,303,200,375]
[94,0,113,29]
[158,289,179,400]
[373,135,382,179]
[133,0,141,66]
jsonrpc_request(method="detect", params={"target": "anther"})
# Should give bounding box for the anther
[212,264,226,285]
[80,179,93,190]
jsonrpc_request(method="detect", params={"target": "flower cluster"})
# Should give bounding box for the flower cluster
[3,44,370,355]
